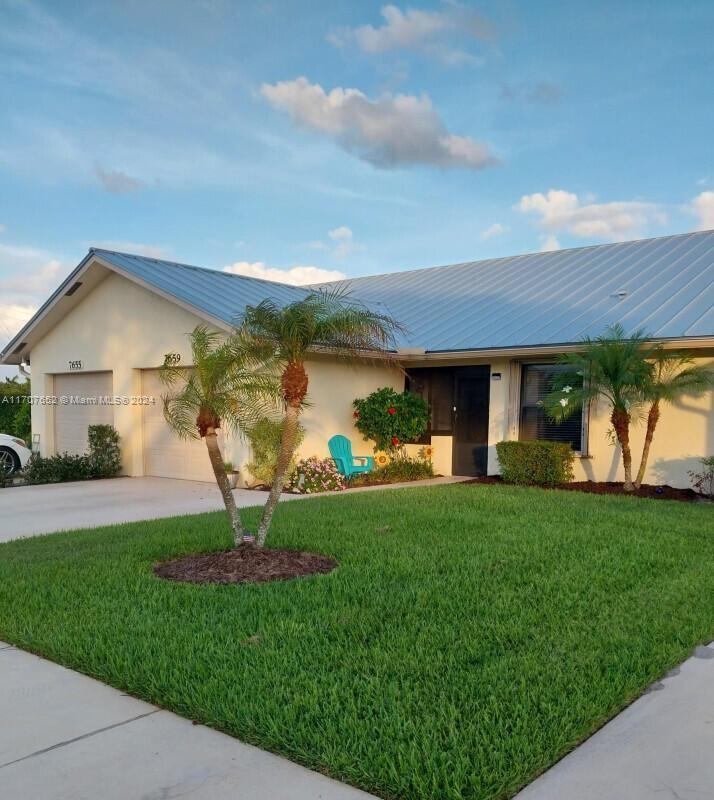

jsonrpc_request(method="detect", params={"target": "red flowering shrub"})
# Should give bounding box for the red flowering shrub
[352,387,430,452]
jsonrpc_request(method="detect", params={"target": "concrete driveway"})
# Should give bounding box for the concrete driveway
[1,475,468,541]
[1,477,299,541]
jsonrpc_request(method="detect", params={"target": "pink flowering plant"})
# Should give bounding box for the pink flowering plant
[289,457,346,494]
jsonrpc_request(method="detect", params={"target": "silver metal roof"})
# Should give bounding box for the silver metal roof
[319,230,714,351]
[91,249,311,322]
[2,231,713,364]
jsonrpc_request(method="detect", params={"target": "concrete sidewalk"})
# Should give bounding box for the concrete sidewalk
[0,642,377,800]
[3,640,714,799]
[515,642,714,799]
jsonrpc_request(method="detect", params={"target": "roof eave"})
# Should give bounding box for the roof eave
[396,336,714,363]
[0,250,98,365]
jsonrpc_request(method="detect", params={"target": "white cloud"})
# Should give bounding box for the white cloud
[515,189,666,242]
[0,245,66,295]
[540,235,561,252]
[690,191,714,230]
[329,4,494,65]
[353,6,450,52]
[94,165,145,194]
[0,303,36,344]
[261,77,497,170]
[308,226,358,259]
[223,261,346,285]
[329,225,352,242]
[480,223,508,241]
[0,224,5,234]
[329,226,355,259]
[91,241,167,258]
[0,242,72,348]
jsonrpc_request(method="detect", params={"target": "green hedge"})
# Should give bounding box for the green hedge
[495,440,575,486]
[87,424,122,478]
[0,378,31,443]
[24,424,122,485]
[25,452,95,484]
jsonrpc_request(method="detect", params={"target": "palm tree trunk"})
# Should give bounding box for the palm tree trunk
[256,402,301,547]
[634,400,660,489]
[611,408,635,491]
[204,427,245,547]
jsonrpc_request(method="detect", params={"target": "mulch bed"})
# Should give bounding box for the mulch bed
[154,548,338,585]
[467,475,702,502]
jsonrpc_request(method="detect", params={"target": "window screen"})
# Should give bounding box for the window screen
[519,364,582,451]
[406,368,454,438]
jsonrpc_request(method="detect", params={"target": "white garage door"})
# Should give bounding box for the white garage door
[141,369,216,482]
[54,372,114,455]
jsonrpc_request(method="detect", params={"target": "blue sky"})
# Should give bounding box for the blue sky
[1,0,713,368]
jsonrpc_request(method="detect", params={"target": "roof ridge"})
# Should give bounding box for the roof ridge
[93,230,714,292]
[89,248,312,293]
[321,229,713,286]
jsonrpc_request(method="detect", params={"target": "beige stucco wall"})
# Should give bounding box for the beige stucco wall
[299,357,403,462]
[26,269,714,489]
[29,271,231,476]
[28,271,401,481]
[570,358,714,487]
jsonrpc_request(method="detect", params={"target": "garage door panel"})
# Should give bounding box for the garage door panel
[142,369,216,482]
[54,372,113,455]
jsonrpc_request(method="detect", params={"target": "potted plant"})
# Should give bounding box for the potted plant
[224,461,239,489]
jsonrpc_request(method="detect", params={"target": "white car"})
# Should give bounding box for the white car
[0,434,32,475]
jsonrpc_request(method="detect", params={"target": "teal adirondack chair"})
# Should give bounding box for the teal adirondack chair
[328,435,374,480]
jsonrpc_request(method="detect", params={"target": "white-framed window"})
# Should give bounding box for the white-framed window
[519,363,585,452]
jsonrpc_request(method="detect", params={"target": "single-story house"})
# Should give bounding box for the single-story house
[2,230,713,488]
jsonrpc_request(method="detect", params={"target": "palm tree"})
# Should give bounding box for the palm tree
[160,326,279,547]
[634,350,713,488]
[545,324,654,491]
[239,289,402,547]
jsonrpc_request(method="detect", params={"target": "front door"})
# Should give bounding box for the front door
[452,366,490,476]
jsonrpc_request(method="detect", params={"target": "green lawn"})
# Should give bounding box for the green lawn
[1,485,713,799]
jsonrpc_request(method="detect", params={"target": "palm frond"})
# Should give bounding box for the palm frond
[162,393,201,440]
[239,289,403,369]
[160,324,280,440]
[545,324,655,421]
[643,349,714,404]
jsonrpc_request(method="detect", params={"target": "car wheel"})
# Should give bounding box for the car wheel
[0,446,20,476]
